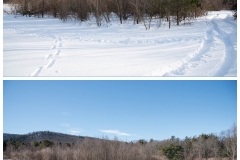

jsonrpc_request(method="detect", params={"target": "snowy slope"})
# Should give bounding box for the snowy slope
[3,6,237,77]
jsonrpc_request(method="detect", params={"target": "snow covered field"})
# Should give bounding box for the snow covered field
[3,5,237,77]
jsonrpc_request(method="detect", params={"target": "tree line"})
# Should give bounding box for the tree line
[3,124,237,160]
[8,0,237,29]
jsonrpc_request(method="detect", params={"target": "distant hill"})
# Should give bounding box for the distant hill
[3,131,90,143]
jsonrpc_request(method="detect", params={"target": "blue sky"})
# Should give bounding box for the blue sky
[3,80,236,141]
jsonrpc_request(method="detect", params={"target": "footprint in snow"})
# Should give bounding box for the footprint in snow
[45,59,55,68]
[55,50,60,56]
[50,45,56,49]
[43,54,52,61]
[30,67,43,76]
[58,42,62,47]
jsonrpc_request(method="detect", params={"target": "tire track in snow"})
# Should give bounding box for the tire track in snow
[156,17,236,76]
[153,25,214,76]
[211,18,237,76]
[76,30,202,39]
[68,29,204,46]
[70,35,202,46]
[30,37,62,76]
[7,24,201,46]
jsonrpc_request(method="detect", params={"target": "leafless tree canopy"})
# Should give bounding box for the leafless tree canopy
[7,0,237,29]
[3,125,237,160]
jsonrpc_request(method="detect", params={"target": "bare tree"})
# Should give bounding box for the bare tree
[115,0,131,24]
[193,134,211,160]
[221,124,237,160]
[88,0,103,26]
[48,0,59,18]
[57,0,70,21]
[207,134,220,158]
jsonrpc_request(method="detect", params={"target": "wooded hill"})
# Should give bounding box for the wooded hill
[6,0,237,29]
[4,131,86,143]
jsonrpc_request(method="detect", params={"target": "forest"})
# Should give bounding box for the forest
[3,124,237,160]
[6,0,237,29]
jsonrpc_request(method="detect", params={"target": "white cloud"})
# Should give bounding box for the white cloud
[60,123,70,127]
[99,130,132,136]
[68,128,84,135]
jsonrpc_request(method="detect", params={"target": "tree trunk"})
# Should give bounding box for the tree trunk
[177,11,179,25]
[41,0,44,18]
[169,16,170,29]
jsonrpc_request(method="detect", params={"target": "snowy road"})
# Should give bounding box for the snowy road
[3,10,237,77]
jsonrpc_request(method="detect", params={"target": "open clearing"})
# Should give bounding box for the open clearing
[3,6,237,77]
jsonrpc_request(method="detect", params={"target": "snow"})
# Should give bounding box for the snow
[3,5,237,77]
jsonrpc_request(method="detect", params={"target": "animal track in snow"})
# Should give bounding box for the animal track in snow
[30,67,43,77]
[45,59,55,68]
[43,54,52,61]
[30,37,63,76]
[50,45,56,49]
[55,50,61,56]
